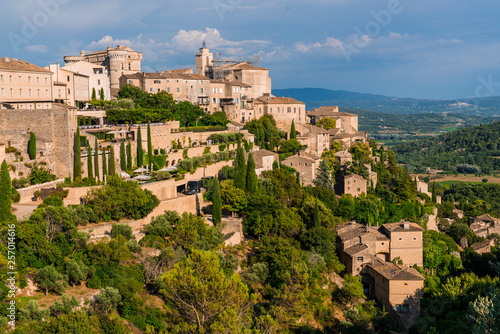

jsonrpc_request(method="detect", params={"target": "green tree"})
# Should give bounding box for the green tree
[43,311,101,333]
[0,160,12,222]
[87,145,93,180]
[120,140,126,171]
[290,119,296,139]
[65,260,88,288]
[102,148,107,177]
[212,178,222,227]
[432,182,437,202]
[147,121,153,170]
[313,160,334,190]
[159,250,254,332]
[234,143,246,191]
[111,223,133,240]
[316,118,337,130]
[246,153,258,193]
[91,88,97,100]
[94,137,99,181]
[92,287,121,315]
[137,127,144,167]
[313,199,320,228]
[74,127,82,180]
[126,141,132,170]
[35,266,67,296]
[108,147,116,176]
[29,132,36,160]
[221,179,247,216]
[100,87,105,102]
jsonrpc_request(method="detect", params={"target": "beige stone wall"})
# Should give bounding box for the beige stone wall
[344,176,367,197]
[233,69,271,99]
[0,67,53,108]
[389,231,423,266]
[260,102,306,132]
[283,156,317,186]
[0,143,5,163]
[0,106,77,178]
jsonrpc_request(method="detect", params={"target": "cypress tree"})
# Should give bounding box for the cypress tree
[28,132,36,160]
[137,128,143,167]
[91,88,96,101]
[147,121,153,170]
[234,142,246,190]
[100,88,105,102]
[313,199,320,228]
[431,182,437,203]
[290,120,296,139]
[108,147,116,176]
[73,127,82,181]
[246,153,257,193]
[0,160,12,222]
[94,137,99,181]
[212,178,222,226]
[273,160,279,170]
[126,141,132,170]
[120,141,126,171]
[87,146,93,180]
[102,148,107,176]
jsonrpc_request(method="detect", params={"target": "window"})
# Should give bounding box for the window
[357,188,360,192]
[45,78,48,84]
[399,238,402,240]
[37,89,40,96]
[98,79,101,85]
[199,80,203,84]
[167,88,171,93]
[37,77,39,83]
[166,79,170,83]
[149,88,153,92]
[185,89,188,93]
[212,98,217,103]
[413,237,417,240]
[19,89,22,96]
[213,88,217,94]
[1,88,3,96]
[259,107,262,114]
[154,80,161,84]
[28,76,31,83]
[220,88,223,94]
[45,90,48,97]
[357,256,363,261]
[158,88,160,92]
[288,107,291,113]
[175,80,179,83]
[0,75,3,82]
[176,88,180,93]
[294,107,296,113]
[28,89,31,97]
[200,88,204,93]
[18,76,21,82]
[270,107,273,113]
[67,76,70,82]
[10,89,13,96]
[128,63,131,70]
[396,304,409,313]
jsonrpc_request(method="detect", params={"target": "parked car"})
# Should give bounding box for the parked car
[185,180,201,195]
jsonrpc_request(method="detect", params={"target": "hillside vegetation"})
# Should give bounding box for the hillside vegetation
[393,122,500,174]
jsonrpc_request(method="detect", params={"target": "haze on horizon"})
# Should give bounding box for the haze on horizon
[2,0,500,100]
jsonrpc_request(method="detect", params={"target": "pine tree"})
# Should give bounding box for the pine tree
[100,88,105,102]
[73,127,82,181]
[234,142,246,191]
[290,119,296,140]
[91,88,96,101]
[0,160,12,222]
[29,132,36,160]
[313,160,334,190]
[126,141,132,170]
[120,141,126,171]
[147,121,153,171]
[94,137,99,181]
[246,153,257,193]
[87,146,93,180]
[313,199,320,228]
[212,179,222,226]
[137,128,143,167]
[102,149,107,177]
[108,147,116,176]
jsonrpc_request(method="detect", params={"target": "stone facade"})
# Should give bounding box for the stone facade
[297,124,329,157]
[344,173,367,197]
[469,214,500,238]
[247,149,279,176]
[0,105,77,178]
[62,61,111,101]
[254,95,306,132]
[282,152,321,186]
[0,57,53,110]
[46,64,90,107]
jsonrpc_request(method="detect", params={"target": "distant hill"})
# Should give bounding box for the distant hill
[272,88,500,116]
[392,122,500,174]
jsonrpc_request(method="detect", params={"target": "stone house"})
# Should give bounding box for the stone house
[335,150,352,165]
[470,214,500,238]
[61,61,111,101]
[344,173,367,197]
[0,57,53,110]
[296,124,329,158]
[46,64,90,107]
[253,95,306,132]
[246,149,279,176]
[471,239,495,254]
[282,152,321,186]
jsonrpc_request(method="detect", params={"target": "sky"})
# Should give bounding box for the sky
[2,0,500,100]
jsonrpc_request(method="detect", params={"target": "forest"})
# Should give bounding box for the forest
[392,121,500,174]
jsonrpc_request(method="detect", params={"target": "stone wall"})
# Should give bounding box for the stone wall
[0,106,77,178]
[17,179,65,203]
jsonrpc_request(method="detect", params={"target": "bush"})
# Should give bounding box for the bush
[126,240,142,254]
[111,223,133,240]
[482,178,488,183]
[42,195,63,207]
[87,275,102,289]
[72,205,99,226]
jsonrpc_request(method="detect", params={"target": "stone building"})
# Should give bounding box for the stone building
[0,57,53,110]
[246,149,279,176]
[282,152,321,186]
[254,95,306,132]
[469,214,500,238]
[61,61,111,101]
[64,45,142,95]
[46,64,90,107]
[344,173,367,197]
[335,150,352,165]
[365,259,424,329]
[471,239,495,254]
[336,220,424,276]
[296,124,329,158]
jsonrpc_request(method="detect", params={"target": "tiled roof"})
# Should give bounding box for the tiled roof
[282,154,316,164]
[121,73,143,80]
[472,240,492,252]
[335,150,352,158]
[345,173,366,181]
[255,96,305,105]
[476,214,499,222]
[231,62,268,71]
[344,243,369,256]
[367,261,424,281]
[0,57,52,73]
[382,220,424,233]
[337,221,385,241]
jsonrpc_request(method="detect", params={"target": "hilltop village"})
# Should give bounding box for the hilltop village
[0,44,498,333]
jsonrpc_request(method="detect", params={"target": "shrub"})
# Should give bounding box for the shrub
[111,223,133,240]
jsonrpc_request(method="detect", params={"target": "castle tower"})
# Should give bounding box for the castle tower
[108,48,129,90]
[195,41,213,76]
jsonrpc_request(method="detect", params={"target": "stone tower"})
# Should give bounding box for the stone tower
[195,41,213,77]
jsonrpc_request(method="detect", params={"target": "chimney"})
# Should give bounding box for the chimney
[403,221,410,230]
[3,57,9,62]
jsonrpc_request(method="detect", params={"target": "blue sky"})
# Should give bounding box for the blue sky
[2,0,500,100]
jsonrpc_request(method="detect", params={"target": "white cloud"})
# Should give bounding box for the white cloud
[26,44,48,53]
